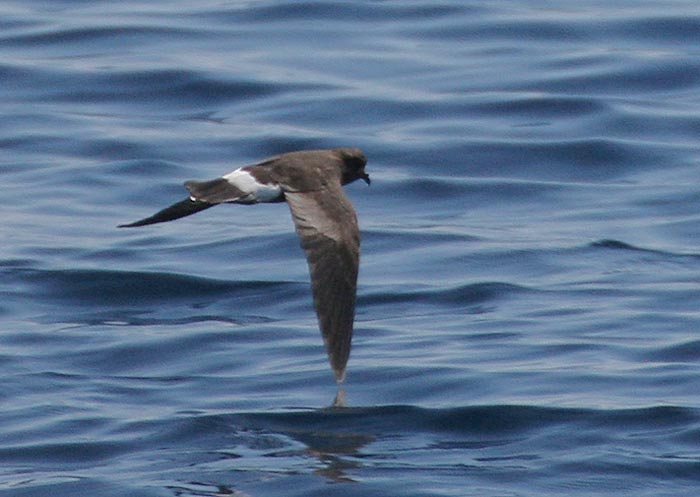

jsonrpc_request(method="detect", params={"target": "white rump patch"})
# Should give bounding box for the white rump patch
[222,168,281,203]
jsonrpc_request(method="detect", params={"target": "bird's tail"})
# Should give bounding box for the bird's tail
[118,198,213,228]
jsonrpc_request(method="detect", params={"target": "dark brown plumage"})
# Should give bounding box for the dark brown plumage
[119,148,369,382]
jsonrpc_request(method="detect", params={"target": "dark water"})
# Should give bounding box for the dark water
[2,1,700,495]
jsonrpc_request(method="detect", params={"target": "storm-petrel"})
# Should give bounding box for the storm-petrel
[119,148,369,382]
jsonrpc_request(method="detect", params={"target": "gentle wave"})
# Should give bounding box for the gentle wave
[4,403,698,490]
[360,282,531,308]
[6,268,299,304]
[3,1,700,496]
[235,403,700,436]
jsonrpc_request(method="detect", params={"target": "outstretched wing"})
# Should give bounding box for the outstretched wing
[118,198,213,227]
[185,178,248,203]
[285,188,360,382]
[119,176,257,228]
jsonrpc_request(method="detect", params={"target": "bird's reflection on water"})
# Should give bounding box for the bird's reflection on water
[332,388,347,408]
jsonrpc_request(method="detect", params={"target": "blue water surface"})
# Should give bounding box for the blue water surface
[2,1,700,496]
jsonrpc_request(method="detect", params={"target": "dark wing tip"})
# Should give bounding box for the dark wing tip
[118,218,157,228]
[118,198,213,228]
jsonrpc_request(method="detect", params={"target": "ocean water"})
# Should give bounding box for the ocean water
[2,1,700,495]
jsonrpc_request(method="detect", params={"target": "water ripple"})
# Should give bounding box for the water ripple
[3,1,700,496]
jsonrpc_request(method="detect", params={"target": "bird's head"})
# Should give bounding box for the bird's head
[336,148,370,186]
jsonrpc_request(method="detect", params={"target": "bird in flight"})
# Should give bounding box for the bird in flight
[119,148,369,382]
